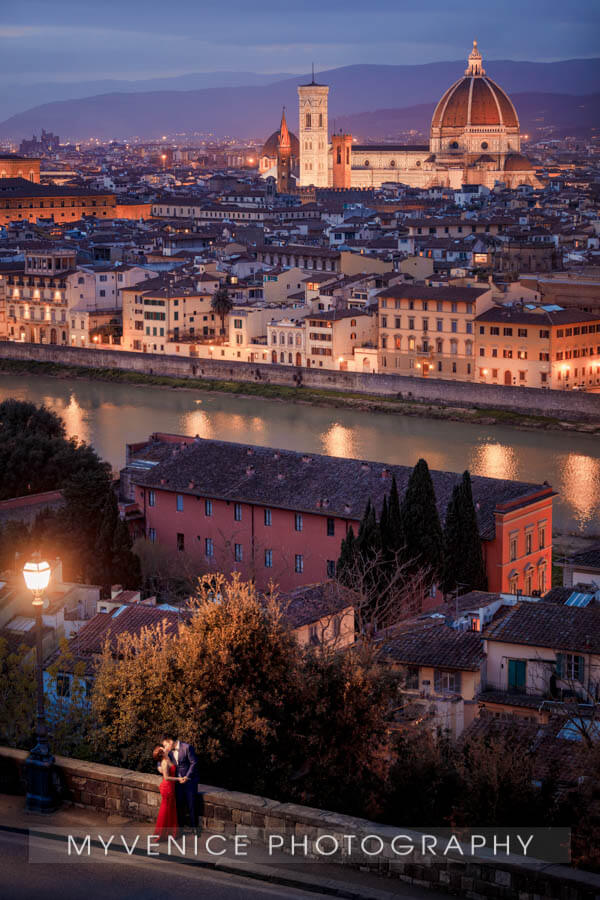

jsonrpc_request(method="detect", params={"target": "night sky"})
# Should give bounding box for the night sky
[2,0,598,84]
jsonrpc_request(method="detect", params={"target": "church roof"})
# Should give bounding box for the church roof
[261,128,299,159]
[431,41,519,131]
[504,153,534,172]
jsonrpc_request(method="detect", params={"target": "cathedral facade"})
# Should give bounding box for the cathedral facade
[283,42,541,192]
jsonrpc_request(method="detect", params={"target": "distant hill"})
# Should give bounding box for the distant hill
[1,58,598,142]
[336,92,600,142]
[0,72,295,122]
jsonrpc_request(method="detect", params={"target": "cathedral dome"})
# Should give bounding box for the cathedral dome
[261,129,299,159]
[431,43,518,131]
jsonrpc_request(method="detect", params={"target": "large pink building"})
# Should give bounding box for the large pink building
[122,434,555,596]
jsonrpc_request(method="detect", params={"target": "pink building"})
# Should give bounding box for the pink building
[122,434,555,596]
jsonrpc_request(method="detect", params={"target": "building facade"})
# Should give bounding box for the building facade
[123,435,555,596]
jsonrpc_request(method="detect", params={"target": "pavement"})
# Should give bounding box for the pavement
[0,794,451,900]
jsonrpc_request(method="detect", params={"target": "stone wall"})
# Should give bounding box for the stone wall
[1,746,597,900]
[1,341,600,422]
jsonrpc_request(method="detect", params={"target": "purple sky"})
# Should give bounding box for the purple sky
[1,0,598,84]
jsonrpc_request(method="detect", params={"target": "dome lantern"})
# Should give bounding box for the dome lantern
[465,39,485,76]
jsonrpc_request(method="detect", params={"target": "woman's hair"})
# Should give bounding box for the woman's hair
[152,745,165,763]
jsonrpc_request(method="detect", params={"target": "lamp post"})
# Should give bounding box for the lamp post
[23,555,56,813]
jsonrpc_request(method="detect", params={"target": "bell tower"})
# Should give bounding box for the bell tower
[276,107,292,194]
[298,67,329,187]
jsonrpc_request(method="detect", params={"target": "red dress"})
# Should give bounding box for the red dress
[155,763,178,839]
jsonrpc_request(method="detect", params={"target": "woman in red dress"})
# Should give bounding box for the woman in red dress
[153,746,186,840]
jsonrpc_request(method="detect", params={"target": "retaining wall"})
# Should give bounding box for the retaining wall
[1,341,599,422]
[1,746,597,900]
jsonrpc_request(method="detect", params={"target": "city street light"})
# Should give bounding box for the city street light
[23,554,57,813]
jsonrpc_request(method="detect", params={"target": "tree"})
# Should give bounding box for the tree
[91,574,401,815]
[0,399,106,501]
[385,475,404,560]
[0,638,36,748]
[400,458,443,580]
[210,285,233,336]
[442,471,487,596]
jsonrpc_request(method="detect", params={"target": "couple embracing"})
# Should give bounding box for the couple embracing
[153,732,199,840]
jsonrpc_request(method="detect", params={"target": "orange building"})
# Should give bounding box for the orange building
[0,155,40,183]
[0,177,151,226]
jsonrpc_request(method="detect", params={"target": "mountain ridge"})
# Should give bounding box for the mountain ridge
[2,58,598,142]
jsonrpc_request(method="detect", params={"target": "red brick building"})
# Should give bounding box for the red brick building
[122,435,555,596]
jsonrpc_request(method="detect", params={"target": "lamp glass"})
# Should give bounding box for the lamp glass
[23,559,51,594]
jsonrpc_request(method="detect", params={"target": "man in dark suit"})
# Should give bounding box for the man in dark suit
[162,733,199,832]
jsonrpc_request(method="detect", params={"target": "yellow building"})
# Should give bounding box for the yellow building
[377,283,493,379]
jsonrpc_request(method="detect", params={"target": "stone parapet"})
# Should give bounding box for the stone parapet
[0,746,597,900]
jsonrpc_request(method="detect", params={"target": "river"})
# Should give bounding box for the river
[1,373,599,535]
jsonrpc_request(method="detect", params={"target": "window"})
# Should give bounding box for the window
[327,518,335,536]
[148,527,156,543]
[326,560,336,577]
[205,499,213,517]
[294,513,303,532]
[490,326,500,336]
[518,328,528,338]
[56,674,71,698]
[234,543,243,562]
[509,536,518,561]
[265,549,273,568]
[436,319,443,332]
[434,669,461,693]
[177,532,185,552]
[525,532,532,555]
[451,320,458,333]
[538,525,546,549]
[234,502,242,522]
[503,327,513,336]
[205,537,214,557]
[176,494,184,512]
[556,653,584,683]
[264,508,272,526]
[148,490,156,507]
[507,659,526,693]
[295,554,304,573]
[404,666,419,690]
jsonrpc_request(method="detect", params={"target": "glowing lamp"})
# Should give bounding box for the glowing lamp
[23,557,51,604]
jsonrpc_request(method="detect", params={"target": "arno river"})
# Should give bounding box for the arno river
[2,373,599,536]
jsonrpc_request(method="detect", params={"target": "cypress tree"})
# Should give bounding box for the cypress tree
[387,475,404,558]
[441,483,462,596]
[442,471,487,596]
[336,526,356,586]
[400,458,443,579]
[379,495,389,557]
[457,471,487,592]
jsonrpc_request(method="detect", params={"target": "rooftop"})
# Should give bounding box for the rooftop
[127,435,553,541]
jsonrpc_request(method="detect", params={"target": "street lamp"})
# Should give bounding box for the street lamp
[23,555,56,813]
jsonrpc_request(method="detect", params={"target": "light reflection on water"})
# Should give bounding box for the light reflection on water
[470,442,519,482]
[1,374,599,536]
[559,453,600,532]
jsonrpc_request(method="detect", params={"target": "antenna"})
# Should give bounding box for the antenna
[311,62,315,84]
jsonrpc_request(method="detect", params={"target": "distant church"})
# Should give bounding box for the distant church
[259,42,541,192]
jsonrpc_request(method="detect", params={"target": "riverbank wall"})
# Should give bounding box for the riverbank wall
[1,341,599,423]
